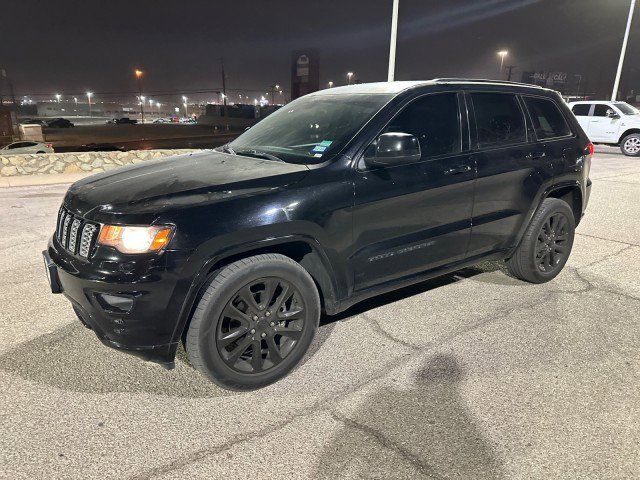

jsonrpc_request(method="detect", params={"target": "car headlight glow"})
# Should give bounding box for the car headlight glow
[97,225,174,254]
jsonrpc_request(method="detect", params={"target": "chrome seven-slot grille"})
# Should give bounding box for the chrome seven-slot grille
[56,207,99,258]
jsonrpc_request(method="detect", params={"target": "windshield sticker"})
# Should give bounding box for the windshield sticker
[310,140,333,155]
[313,153,323,158]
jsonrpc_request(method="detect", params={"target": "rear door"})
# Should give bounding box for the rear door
[522,95,578,181]
[351,91,475,291]
[466,91,553,257]
[570,103,592,136]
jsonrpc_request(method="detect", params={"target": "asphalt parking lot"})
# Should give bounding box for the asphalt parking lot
[0,148,638,479]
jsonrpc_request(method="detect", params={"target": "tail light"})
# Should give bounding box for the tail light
[585,142,594,156]
[45,143,53,149]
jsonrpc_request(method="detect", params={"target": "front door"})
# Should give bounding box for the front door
[351,92,475,291]
[588,104,622,142]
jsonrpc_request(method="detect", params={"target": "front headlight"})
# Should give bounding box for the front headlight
[97,225,174,254]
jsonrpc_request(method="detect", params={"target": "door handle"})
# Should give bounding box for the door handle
[444,164,472,175]
[526,151,546,160]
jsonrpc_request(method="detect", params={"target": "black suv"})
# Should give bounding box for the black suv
[44,79,592,390]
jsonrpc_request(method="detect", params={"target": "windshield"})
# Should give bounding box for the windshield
[227,93,393,164]
[614,102,640,115]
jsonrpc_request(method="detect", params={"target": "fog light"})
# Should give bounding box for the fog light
[96,293,134,314]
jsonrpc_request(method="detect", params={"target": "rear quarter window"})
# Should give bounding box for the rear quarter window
[524,97,572,139]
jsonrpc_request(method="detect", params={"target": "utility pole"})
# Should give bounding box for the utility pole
[387,0,400,82]
[505,65,516,81]
[612,0,636,101]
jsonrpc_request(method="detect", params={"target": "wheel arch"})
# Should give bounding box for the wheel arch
[619,128,640,144]
[545,183,583,226]
[172,235,340,346]
[509,181,583,258]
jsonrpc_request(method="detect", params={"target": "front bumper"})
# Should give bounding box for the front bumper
[45,237,193,368]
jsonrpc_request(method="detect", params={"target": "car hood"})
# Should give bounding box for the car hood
[65,150,309,220]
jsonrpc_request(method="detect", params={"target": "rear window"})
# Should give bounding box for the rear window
[571,104,591,116]
[524,97,572,139]
[471,92,526,148]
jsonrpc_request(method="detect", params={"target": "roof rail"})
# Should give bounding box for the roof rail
[433,78,544,89]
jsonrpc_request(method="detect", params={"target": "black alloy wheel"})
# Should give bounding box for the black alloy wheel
[506,198,575,283]
[185,253,320,390]
[535,212,570,273]
[216,277,306,374]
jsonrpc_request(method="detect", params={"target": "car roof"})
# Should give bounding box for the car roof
[568,100,612,105]
[309,78,547,96]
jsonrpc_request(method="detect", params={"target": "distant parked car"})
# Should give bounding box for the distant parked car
[153,117,171,124]
[46,118,74,128]
[0,141,54,154]
[107,117,138,125]
[75,143,125,152]
[568,100,640,156]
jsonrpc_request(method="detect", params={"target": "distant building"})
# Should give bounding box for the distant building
[36,101,126,118]
[198,103,280,129]
[521,71,585,96]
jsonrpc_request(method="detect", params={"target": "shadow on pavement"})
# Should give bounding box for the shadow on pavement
[322,260,512,326]
[315,354,505,479]
[1,319,335,398]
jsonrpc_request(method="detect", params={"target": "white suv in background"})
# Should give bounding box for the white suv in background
[568,101,640,156]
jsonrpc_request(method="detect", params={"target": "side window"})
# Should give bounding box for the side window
[593,104,610,117]
[524,97,571,139]
[384,93,461,158]
[471,92,526,148]
[571,104,591,116]
[8,142,24,149]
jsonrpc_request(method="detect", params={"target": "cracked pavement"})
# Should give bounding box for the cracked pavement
[1,148,638,479]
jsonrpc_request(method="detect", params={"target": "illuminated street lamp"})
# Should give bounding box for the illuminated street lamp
[347,72,354,84]
[497,50,508,77]
[328,81,334,88]
[55,93,61,103]
[182,96,188,116]
[86,92,93,117]
[156,102,161,115]
[135,69,145,123]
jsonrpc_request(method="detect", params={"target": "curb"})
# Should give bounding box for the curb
[0,172,91,188]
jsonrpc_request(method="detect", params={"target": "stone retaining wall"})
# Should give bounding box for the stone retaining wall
[0,149,200,176]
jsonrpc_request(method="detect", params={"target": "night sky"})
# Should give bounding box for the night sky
[2,0,638,101]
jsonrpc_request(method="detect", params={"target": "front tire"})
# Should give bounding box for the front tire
[620,133,640,157]
[506,198,575,283]
[185,254,320,391]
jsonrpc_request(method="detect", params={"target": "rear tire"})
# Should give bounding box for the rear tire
[620,133,640,157]
[185,254,320,391]
[506,198,575,283]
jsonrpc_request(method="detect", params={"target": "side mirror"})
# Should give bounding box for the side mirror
[365,132,421,166]
[606,109,619,119]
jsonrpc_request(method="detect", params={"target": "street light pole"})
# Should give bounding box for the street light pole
[135,69,145,124]
[611,0,636,101]
[497,50,508,78]
[86,92,93,117]
[387,0,400,82]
